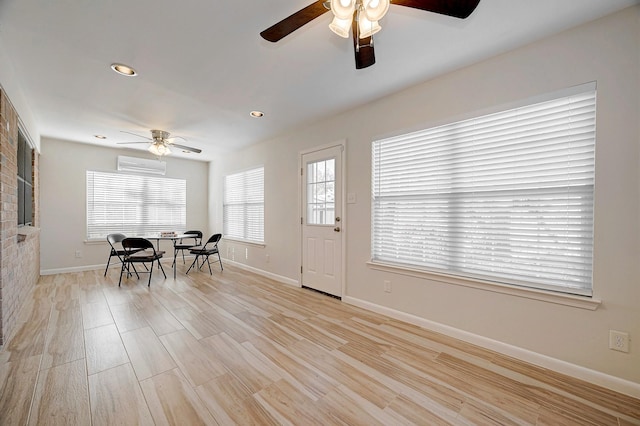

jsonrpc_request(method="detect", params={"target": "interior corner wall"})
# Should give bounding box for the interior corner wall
[0,87,41,346]
[210,6,640,387]
[39,138,210,273]
[0,42,40,153]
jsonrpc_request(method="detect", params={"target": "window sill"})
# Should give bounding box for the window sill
[81,239,107,245]
[366,261,601,311]
[222,238,266,248]
[17,225,39,243]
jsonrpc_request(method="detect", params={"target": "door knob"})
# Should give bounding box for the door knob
[334,227,341,232]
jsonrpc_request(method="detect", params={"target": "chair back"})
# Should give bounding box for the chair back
[203,233,222,249]
[107,233,127,247]
[183,230,203,244]
[122,237,155,255]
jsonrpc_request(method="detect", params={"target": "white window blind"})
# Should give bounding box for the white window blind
[223,167,264,243]
[87,171,186,239]
[372,86,596,296]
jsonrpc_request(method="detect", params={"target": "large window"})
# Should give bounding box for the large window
[372,84,596,296]
[223,167,264,244]
[86,171,186,239]
[17,130,33,227]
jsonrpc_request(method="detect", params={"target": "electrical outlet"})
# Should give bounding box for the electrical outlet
[75,250,82,258]
[266,254,270,263]
[609,330,630,353]
[245,247,249,260]
[384,280,392,293]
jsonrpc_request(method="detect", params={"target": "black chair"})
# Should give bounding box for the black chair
[172,230,203,266]
[104,233,137,276]
[119,238,166,286]
[186,233,223,275]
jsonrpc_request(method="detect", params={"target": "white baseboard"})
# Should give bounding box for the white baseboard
[343,296,640,399]
[41,260,298,288]
[40,255,197,276]
[41,264,105,275]
[225,259,300,287]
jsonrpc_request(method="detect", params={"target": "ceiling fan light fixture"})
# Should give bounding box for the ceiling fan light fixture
[329,16,352,38]
[330,0,355,19]
[148,142,171,156]
[363,0,389,21]
[358,15,381,39]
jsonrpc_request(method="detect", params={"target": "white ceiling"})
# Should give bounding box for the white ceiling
[0,0,637,161]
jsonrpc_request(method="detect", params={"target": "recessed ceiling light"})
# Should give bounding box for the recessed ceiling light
[94,134,107,139]
[110,63,137,76]
[250,110,264,118]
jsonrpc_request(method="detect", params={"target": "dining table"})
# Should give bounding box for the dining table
[143,233,195,278]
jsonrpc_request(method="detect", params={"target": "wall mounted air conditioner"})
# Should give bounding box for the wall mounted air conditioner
[117,155,166,175]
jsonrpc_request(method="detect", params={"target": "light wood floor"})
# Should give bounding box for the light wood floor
[1,261,639,425]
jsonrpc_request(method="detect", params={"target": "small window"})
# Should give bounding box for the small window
[86,171,186,239]
[17,130,33,227]
[223,167,264,244]
[371,84,596,296]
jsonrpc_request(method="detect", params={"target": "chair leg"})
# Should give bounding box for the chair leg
[104,254,112,276]
[186,255,199,274]
[217,251,223,271]
[172,248,181,268]
[126,262,140,279]
[147,262,154,286]
[157,259,167,278]
[205,254,213,275]
[118,261,126,286]
[198,256,207,270]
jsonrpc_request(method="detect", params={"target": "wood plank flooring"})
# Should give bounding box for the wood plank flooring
[1,262,639,425]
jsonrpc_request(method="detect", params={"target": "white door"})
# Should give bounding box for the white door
[301,145,343,297]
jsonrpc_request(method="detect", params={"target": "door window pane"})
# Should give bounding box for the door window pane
[307,159,335,225]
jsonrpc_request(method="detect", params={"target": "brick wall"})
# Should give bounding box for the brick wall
[0,87,40,346]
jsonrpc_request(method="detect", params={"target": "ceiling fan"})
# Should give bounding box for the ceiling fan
[260,0,481,69]
[117,129,202,156]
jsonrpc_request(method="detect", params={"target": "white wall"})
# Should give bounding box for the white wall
[0,42,40,151]
[40,138,209,272]
[209,6,640,390]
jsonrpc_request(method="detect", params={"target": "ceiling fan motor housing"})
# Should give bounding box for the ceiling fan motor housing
[151,129,171,142]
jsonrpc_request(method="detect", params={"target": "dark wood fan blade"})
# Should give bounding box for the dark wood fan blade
[352,13,376,69]
[391,0,480,19]
[171,143,202,154]
[260,1,330,42]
